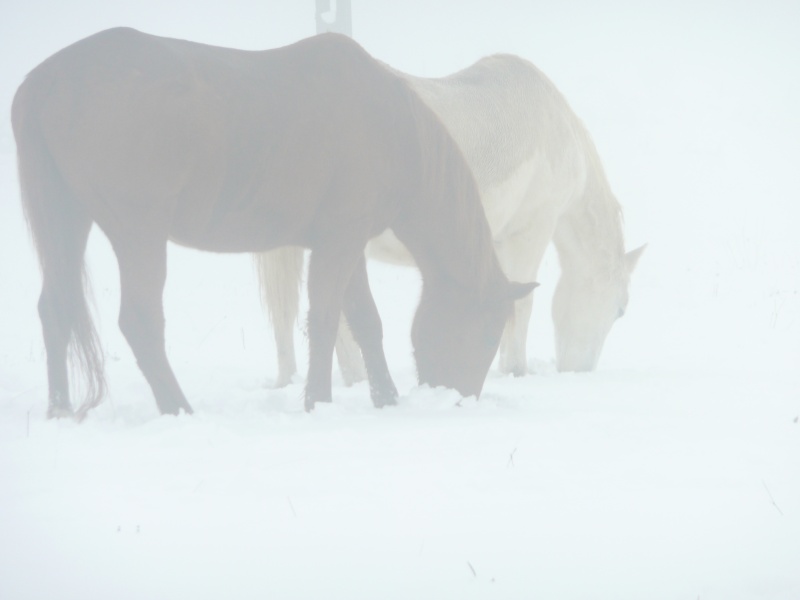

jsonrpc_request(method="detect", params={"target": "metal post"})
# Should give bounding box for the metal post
[315,0,352,37]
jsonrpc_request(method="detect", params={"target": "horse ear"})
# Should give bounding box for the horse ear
[507,281,539,301]
[625,244,647,275]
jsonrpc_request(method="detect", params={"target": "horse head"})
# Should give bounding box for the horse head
[552,244,645,372]
[412,278,537,397]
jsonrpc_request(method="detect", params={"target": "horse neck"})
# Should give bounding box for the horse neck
[553,143,626,283]
[393,97,504,299]
[404,175,503,299]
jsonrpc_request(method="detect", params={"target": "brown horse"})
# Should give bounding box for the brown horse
[13,28,535,419]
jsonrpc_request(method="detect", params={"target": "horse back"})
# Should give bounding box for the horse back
[13,28,423,252]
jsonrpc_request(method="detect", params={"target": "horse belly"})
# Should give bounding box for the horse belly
[168,139,341,253]
[169,202,309,253]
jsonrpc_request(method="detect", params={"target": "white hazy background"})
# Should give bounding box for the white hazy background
[1,2,798,599]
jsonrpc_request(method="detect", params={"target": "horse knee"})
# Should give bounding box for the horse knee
[346,310,383,345]
[118,300,165,357]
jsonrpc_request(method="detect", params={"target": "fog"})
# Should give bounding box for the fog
[1,2,798,599]
[2,0,799,339]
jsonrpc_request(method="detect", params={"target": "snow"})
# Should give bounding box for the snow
[1,1,799,599]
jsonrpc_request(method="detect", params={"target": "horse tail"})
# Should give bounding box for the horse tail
[253,246,304,386]
[254,247,304,328]
[12,75,106,416]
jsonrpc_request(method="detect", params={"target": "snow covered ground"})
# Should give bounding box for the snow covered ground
[1,2,798,599]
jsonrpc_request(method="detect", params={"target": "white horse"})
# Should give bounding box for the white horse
[256,54,645,387]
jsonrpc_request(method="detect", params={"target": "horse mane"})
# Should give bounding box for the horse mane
[396,53,625,285]
[395,77,503,302]
[572,123,626,278]
[490,54,625,268]
[500,56,626,281]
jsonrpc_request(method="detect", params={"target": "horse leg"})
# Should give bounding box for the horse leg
[115,241,193,415]
[342,255,398,407]
[304,247,361,411]
[501,293,534,377]
[335,315,368,386]
[255,247,304,387]
[495,225,552,376]
[274,315,297,388]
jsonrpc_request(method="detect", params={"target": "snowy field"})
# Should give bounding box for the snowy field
[1,1,798,599]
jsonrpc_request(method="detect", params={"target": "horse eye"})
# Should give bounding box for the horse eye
[617,307,626,319]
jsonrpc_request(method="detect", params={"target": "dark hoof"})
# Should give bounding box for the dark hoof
[373,396,397,409]
[273,375,293,389]
[157,399,194,416]
[47,403,74,420]
[47,392,74,420]
[304,395,331,412]
[371,386,398,409]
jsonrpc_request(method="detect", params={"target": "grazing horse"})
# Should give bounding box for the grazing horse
[257,54,644,386]
[13,28,535,419]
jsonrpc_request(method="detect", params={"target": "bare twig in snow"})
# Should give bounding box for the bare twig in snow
[507,447,517,468]
[467,561,477,578]
[287,496,297,518]
[762,480,785,516]
[198,315,228,347]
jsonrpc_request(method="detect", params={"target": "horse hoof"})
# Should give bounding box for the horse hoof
[157,400,194,416]
[47,404,75,420]
[273,376,293,389]
[499,364,528,378]
[371,391,398,409]
[304,395,332,412]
